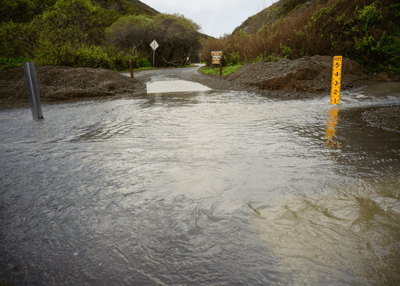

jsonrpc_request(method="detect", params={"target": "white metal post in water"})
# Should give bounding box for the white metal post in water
[23,62,43,120]
[150,40,159,67]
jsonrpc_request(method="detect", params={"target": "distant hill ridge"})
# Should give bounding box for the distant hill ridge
[92,0,160,17]
[0,0,160,24]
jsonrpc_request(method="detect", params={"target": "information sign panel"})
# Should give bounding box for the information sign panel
[212,56,222,64]
[212,51,223,64]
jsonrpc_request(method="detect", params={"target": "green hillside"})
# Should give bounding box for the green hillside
[0,0,159,24]
[203,0,400,76]
[0,0,206,70]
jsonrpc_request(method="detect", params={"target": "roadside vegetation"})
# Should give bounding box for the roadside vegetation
[199,64,243,76]
[0,0,206,71]
[201,0,400,76]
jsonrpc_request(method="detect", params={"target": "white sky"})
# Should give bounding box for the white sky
[142,0,276,38]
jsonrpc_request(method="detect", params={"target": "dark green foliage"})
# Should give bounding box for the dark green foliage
[0,21,30,58]
[0,0,202,70]
[137,57,151,67]
[33,42,112,68]
[30,0,120,48]
[106,13,203,66]
[0,0,56,23]
[92,0,159,16]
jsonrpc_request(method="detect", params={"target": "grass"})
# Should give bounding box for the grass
[198,64,243,76]
[0,56,32,70]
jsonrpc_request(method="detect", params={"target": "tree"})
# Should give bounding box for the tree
[105,12,202,66]
[105,15,153,53]
[0,0,56,23]
[152,13,202,66]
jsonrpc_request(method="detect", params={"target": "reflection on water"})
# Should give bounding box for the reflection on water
[1,84,400,285]
[325,106,340,149]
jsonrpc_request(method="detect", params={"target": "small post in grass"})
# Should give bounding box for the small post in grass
[129,60,133,78]
[220,57,222,76]
[23,62,43,121]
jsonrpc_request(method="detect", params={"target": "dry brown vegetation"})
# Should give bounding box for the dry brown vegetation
[202,0,400,75]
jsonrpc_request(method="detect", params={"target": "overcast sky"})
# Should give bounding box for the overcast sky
[143,0,276,38]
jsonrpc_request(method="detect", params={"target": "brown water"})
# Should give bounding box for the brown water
[1,83,400,285]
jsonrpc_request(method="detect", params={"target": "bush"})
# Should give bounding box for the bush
[137,57,151,68]
[109,50,140,71]
[198,64,242,76]
[0,56,32,70]
[33,42,112,68]
[0,21,30,58]
[106,13,202,67]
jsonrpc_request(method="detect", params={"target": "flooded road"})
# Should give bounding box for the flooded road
[1,83,400,285]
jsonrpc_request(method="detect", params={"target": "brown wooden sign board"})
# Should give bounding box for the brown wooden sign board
[212,55,222,64]
[211,51,222,56]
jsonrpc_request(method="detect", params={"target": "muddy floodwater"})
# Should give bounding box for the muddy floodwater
[1,83,400,285]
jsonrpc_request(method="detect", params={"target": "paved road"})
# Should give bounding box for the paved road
[121,63,205,79]
[122,64,211,93]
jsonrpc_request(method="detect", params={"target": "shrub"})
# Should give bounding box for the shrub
[0,21,30,58]
[137,57,151,68]
[33,42,112,68]
[198,64,242,76]
[0,56,32,70]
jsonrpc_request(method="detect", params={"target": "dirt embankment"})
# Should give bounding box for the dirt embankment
[0,66,146,109]
[225,55,396,98]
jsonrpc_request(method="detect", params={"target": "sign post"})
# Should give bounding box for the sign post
[330,56,342,104]
[150,40,159,67]
[211,51,223,76]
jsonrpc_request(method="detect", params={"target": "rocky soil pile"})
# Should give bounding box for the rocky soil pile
[0,66,146,109]
[226,55,396,98]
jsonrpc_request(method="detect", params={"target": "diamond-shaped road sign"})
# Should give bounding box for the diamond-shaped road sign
[150,40,159,50]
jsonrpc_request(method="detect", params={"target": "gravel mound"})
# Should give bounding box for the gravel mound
[0,66,146,109]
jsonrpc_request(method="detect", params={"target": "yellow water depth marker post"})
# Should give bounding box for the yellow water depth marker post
[330,56,342,104]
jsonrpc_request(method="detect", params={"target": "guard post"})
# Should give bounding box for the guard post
[23,62,43,121]
[129,60,133,78]
[220,57,222,76]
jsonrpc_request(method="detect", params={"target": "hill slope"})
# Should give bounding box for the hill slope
[0,0,159,24]
[92,0,159,17]
[203,0,400,76]
[233,0,317,35]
